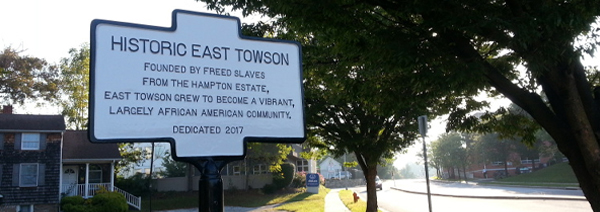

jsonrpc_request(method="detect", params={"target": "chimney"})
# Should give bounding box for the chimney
[2,105,13,114]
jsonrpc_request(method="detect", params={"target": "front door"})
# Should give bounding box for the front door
[62,166,78,196]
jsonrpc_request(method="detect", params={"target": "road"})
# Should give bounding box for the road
[351,179,592,212]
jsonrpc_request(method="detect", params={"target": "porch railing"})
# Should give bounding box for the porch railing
[61,183,141,210]
[113,186,141,210]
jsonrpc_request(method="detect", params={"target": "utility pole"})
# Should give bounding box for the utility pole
[418,115,433,212]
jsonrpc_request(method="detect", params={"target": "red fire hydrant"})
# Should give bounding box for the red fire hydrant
[353,192,360,203]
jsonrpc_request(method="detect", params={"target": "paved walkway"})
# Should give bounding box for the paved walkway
[324,189,351,212]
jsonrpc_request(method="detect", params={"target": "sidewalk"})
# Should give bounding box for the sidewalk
[324,189,351,212]
[390,179,586,201]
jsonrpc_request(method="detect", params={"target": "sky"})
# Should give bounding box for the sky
[0,0,229,65]
[0,0,266,114]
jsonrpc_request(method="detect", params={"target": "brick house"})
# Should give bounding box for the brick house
[0,108,65,212]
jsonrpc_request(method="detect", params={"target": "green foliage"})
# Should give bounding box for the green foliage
[261,183,278,194]
[0,47,59,105]
[201,0,600,209]
[116,143,145,175]
[431,133,468,169]
[160,151,188,177]
[499,162,578,184]
[61,191,127,212]
[60,195,85,209]
[62,204,89,212]
[115,173,152,197]
[247,143,292,173]
[88,191,128,212]
[291,171,306,188]
[57,44,89,130]
[273,162,295,189]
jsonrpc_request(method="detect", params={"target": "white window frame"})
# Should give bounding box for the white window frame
[17,204,34,212]
[20,163,39,187]
[88,165,103,183]
[233,166,241,175]
[253,164,267,175]
[297,160,309,172]
[21,133,40,150]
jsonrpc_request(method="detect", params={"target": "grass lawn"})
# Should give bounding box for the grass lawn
[275,186,330,212]
[137,187,327,212]
[482,162,580,187]
[338,190,382,212]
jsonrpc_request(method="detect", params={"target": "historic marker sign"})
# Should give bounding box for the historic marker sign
[89,10,305,158]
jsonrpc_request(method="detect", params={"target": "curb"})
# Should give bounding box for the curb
[390,187,587,201]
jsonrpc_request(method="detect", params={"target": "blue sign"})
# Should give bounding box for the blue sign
[306,173,320,187]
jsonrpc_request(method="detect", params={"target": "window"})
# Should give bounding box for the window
[89,165,102,183]
[20,163,38,187]
[18,205,33,212]
[297,160,309,172]
[21,133,40,150]
[233,166,241,175]
[253,164,267,175]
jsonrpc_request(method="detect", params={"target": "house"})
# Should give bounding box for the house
[319,157,342,179]
[61,130,141,210]
[0,106,140,211]
[153,143,317,191]
[0,106,66,212]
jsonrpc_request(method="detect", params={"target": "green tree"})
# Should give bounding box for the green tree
[430,132,468,180]
[115,143,145,176]
[199,1,600,209]
[160,151,188,178]
[474,133,517,176]
[0,47,59,105]
[57,44,89,130]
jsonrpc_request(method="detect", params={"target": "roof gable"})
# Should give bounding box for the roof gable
[63,130,121,160]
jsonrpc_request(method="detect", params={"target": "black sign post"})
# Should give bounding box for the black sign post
[185,158,233,212]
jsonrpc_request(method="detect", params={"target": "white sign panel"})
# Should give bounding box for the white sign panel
[90,10,305,158]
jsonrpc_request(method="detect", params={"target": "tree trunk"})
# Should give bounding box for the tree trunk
[504,161,509,177]
[364,167,379,212]
[355,152,379,212]
[462,163,468,183]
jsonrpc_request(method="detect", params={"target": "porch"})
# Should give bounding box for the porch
[61,183,141,210]
[61,130,140,210]
[61,163,141,210]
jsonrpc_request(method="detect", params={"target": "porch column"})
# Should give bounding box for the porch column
[110,161,115,191]
[85,163,90,197]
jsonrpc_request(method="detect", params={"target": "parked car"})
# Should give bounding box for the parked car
[333,171,353,179]
[375,175,383,190]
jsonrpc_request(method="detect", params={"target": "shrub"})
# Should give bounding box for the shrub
[291,171,306,188]
[116,173,152,196]
[62,204,89,212]
[89,191,128,212]
[61,196,89,212]
[273,162,295,189]
[261,183,277,194]
[60,195,85,208]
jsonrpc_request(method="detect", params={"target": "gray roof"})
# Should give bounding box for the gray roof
[63,130,122,160]
[0,114,65,131]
